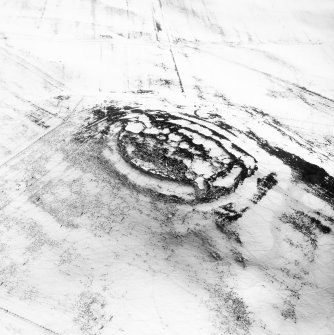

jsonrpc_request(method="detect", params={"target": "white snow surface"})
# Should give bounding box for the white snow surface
[0,1,334,335]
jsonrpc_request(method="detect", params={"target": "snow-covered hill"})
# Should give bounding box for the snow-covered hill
[0,1,333,334]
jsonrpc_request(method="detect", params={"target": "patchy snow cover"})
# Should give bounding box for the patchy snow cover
[0,1,334,335]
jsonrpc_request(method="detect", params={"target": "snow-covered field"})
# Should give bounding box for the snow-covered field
[0,1,333,334]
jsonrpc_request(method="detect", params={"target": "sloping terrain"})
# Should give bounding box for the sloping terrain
[0,1,333,334]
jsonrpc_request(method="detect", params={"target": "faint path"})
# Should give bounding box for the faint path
[0,305,61,335]
[156,0,185,94]
[0,97,83,169]
[38,0,49,29]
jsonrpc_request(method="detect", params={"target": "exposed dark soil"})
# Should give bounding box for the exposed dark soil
[247,130,334,205]
[74,104,258,204]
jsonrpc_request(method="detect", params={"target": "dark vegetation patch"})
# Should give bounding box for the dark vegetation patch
[74,104,257,204]
[214,120,236,135]
[214,92,234,107]
[280,210,331,248]
[118,131,191,183]
[214,203,247,244]
[136,89,154,94]
[221,290,252,332]
[281,298,297,323]
[157,79,173,86]
[54,95,70,101]
[283,236,316,261]
[314,211,334,225]
[210,286,252,334]
[27,114,49,128]
[232,249,247,268]
[155,21,162,32]
[247,131,334,205]
[97,153,189,205]
[252,172,278,204]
